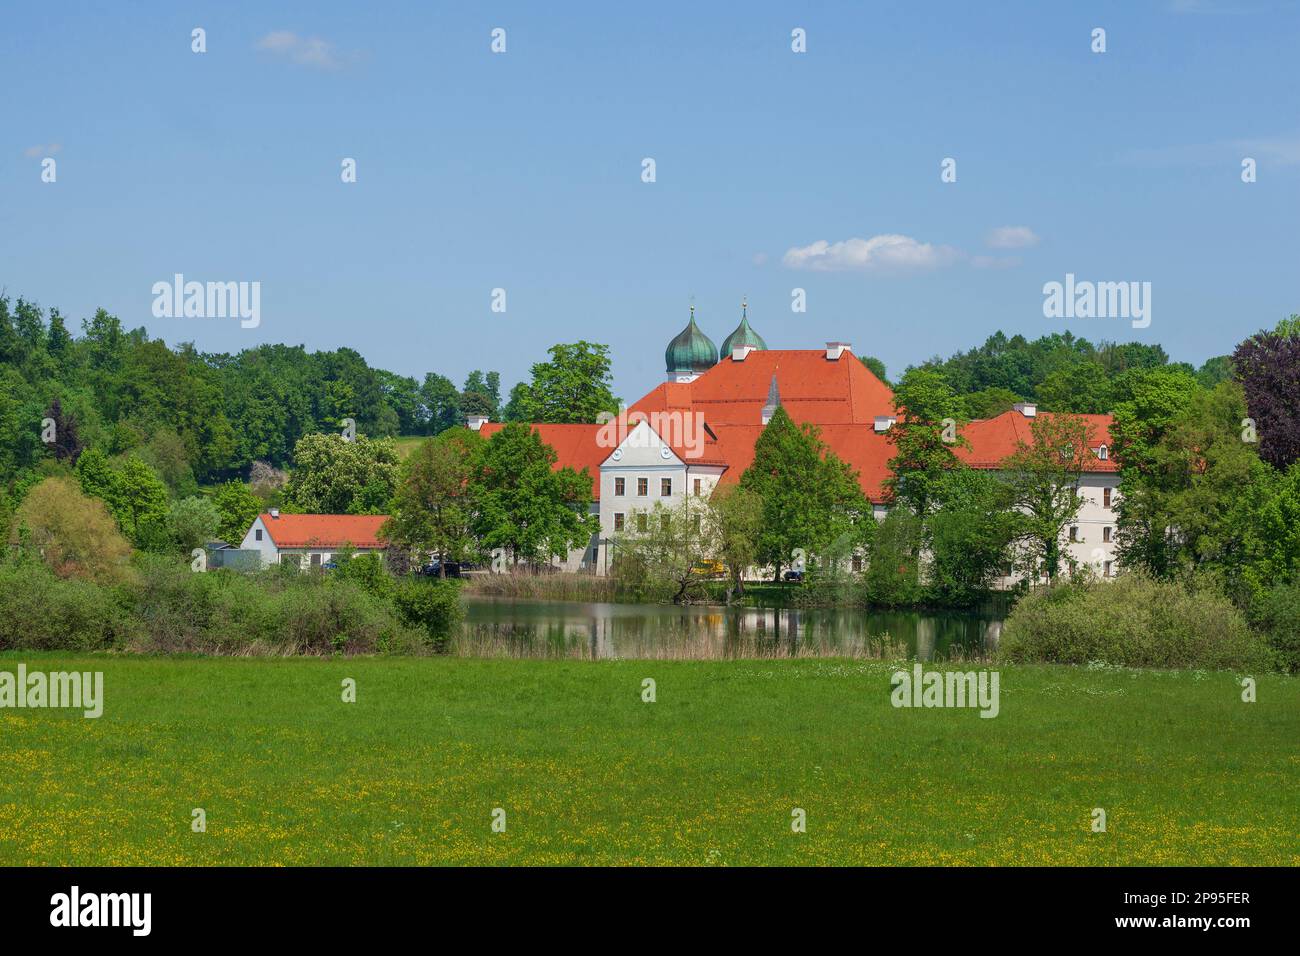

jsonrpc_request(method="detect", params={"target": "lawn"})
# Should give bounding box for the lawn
[0,653,1295,866]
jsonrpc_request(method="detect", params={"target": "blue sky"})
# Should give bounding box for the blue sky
[4,0,1298,402]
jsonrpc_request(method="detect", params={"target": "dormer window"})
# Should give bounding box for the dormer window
[1097,444,1109,460]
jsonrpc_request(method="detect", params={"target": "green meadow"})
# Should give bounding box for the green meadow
[0,653,1295,866]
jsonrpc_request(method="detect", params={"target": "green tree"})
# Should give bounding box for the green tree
[282,434,400,515]
[708,483,764,600]
[739,407,870,580]
[885,367,964,518]
[509,341,620,424]
[864,508,923,606]
[1003,414,1095,581]
[614,497,716,604]
[1036,361,1113,414]
[211,480,264,544]
[167,496,222,553]
[926,468,1019,605]
[471,423,597,566]
[383,428,485,575]
[10,476,134,584]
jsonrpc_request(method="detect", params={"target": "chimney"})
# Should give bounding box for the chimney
[269,508,280,519]
[466,414,489,431]
[1013,402,1037,418]
[732,345,756,362]
[874,415,896,433]
[826,342,852,361]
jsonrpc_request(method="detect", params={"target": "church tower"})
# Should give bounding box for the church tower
[664,305,718,382]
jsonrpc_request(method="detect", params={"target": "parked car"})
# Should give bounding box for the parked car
[419,561,462,578]
[783,569,805,583]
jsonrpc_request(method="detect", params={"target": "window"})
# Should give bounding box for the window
[310,553,321,567]
[637,477,648,496]
[1104,561,1114,577]
[614,513,625,531]
[851,556,863,573]
[1103,487,1112,508]
[661,478,672,496]
[255,529,263,542]
[693,478,702,496]
[1103,526,1113,543]
[636,514,648,532]
[1098,445,1109,461]
[1069,526,1079,542]
[615,477,625,496]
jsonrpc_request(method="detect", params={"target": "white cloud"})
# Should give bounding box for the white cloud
[23,143,61,158]
[782,234,960,273]
[256,31,344,70]
[985,225,1040,249]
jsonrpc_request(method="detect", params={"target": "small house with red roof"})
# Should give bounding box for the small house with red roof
[240,510,389,569]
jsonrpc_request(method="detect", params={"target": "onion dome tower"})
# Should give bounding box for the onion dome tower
[665,305,719,382]
[720,298,768,357]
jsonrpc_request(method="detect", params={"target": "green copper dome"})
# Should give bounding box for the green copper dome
[720,301,768,356]
[665,308,718,375]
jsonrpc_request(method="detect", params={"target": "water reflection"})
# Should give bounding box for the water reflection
[457,597,1006,660]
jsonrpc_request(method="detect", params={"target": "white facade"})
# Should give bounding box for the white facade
[238,516,385,569]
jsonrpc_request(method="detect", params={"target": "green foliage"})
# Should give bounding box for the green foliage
[739,407,871,578]
[383,428,484,571]
[859,355,889,385]
[1036,361,1112,414]
[1003,413,1094,580]
[0,562,130,651]
[9,476,135,585]
[1249,577,1300,673]
[612,498,716,604]
[392,578,464,649]
[925,469,1018,605]
[506,341,619,424]
[708,483,764,599]
[864,509,923,607]
[282,433,400,515]
[959,386,1020,420]
[885,367,964,518]
[211,480,264,544]
[3,554,434,656]
[998,574,1270,670]
[472,422,596,565]
[166,495,222,553]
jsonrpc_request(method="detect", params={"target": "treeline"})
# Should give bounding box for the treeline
[0,295,504,490]
[906,330,1231,419]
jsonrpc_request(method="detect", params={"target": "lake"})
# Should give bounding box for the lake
[457,596,1007,660]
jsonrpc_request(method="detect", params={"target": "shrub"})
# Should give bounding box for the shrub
[0,562,131,651]
[998,573,1271,670]
[9,476,135,585]
[393,578,464,650]
[1250,578,1300,674]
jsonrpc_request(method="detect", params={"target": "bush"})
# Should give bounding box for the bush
[393,578,464,650]
[0,562,132,651]
[1250,578,1300,674]
[998,573,1271,670]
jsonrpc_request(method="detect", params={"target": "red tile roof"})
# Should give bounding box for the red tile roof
[474,353,1116,509]
[631,349,895,425]
[954,410,1118,472]
[260,513,389,548]
[709,423,896,502]
[477,423,605,498]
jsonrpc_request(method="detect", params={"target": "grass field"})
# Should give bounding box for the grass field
[0,653,1295,866]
